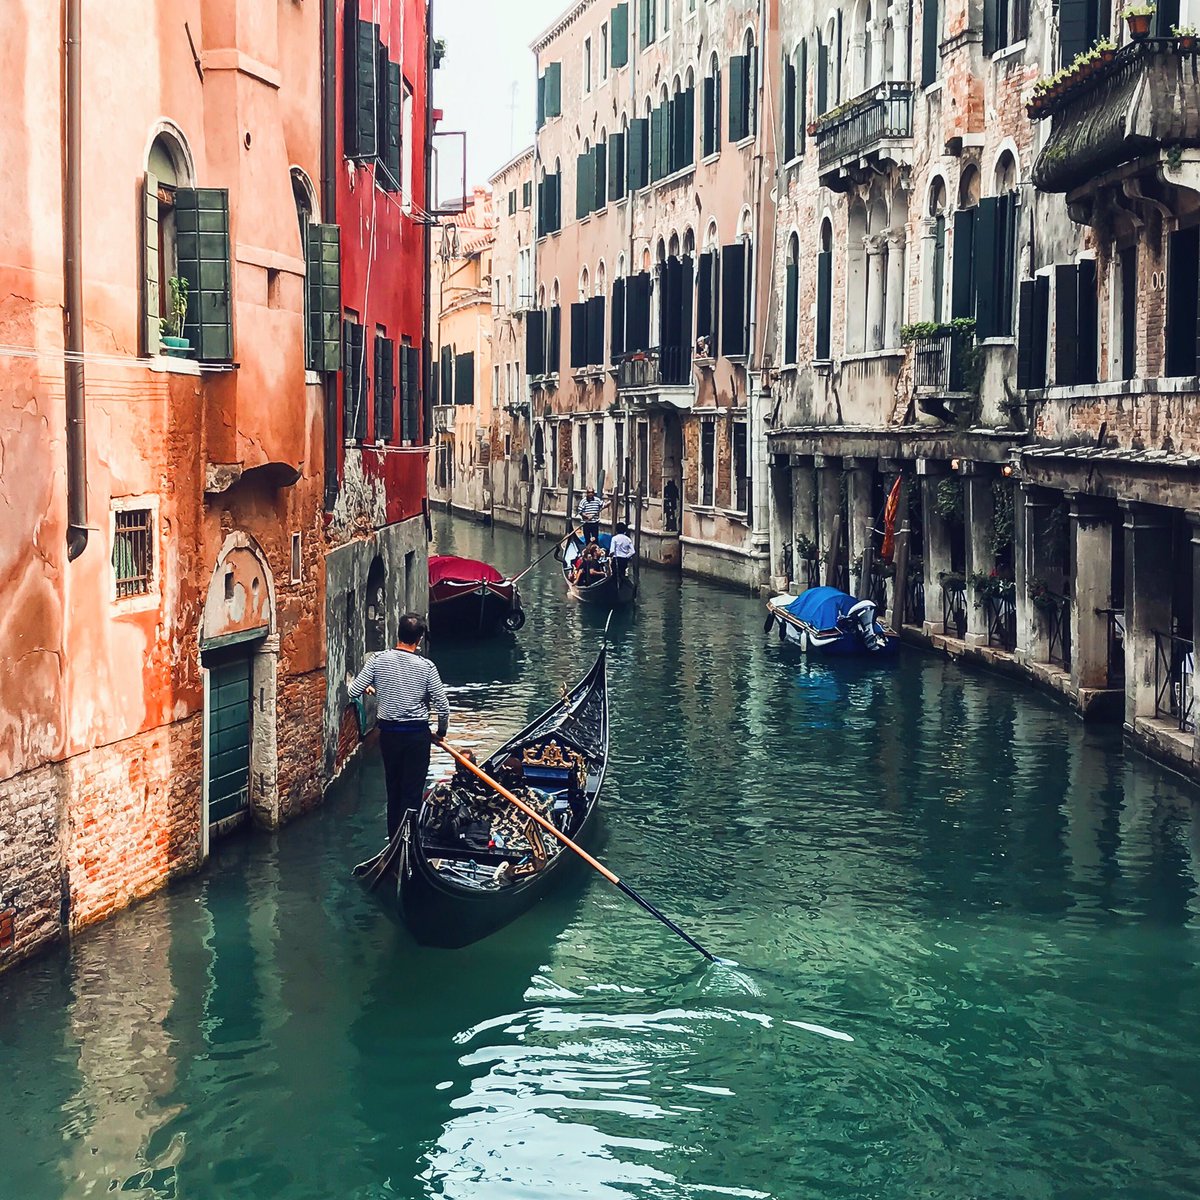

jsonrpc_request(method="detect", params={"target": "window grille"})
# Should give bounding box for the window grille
[113,508,153,598]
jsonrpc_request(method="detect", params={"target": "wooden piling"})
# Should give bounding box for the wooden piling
[825,514,843,588]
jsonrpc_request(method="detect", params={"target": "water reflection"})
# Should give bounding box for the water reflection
[0,514,1197,1199]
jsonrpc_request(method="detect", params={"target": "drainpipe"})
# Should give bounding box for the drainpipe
[64,0,87,561]
[321,0,339,512]
[423,0,435,473]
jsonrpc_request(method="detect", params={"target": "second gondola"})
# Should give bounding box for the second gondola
[561,534,637,607]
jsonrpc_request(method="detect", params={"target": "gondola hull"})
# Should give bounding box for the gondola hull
[562,540,637,606]
[428,579,522,636]
[355,649,609,947]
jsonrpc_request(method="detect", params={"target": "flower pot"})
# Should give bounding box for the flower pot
[162,335,191,358]
[1181,34,1196,50]
[1126,12,1152,38]
[1101,48,1116,62]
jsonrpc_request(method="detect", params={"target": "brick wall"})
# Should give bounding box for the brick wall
[276,669,326,822]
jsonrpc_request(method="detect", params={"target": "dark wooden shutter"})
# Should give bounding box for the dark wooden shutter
[537,73,546,129]
[143,172,160,354]
[1058,0,1089,65]
[799,40,808,154]
[983,0,998,55]
[544,62,562,118]
[651,103,667,181]
[611,3,630,67]
[1076,258,1098,384]
[345,14,378,158]
[570,302,589,368]
[593,143,607,209]
[703,75,716,157]
[817,35,828,115]
[816,248,832,359]
[921,0,940,87]
[440,345,453,400]
[660,257,681,348]
[526,309,546,375]
[174,187,232,362]
[627,272,651,352]
[1016,279,1036,389]
[951,208,977,320]
[1166,227,1199,376]
[576,152,593,220]
[1032,274,1050,389]
[714,68,722,152]
[608,134,625,200]
[996,193,1017,334]
[639,0,653,45]
[628,117,649,190]
[697,252,713,340]
[343,321,367,441]
[720,242,746,357]
[588,296,606,365]
[611,277,626,358]
[374,335,394,442]
[522,180,532,208]
[455,351,474,404]
[784,59,797,160]
[835,12,843,102]
[379,56,401,190]
[549,305,562,370]
[729,55,749,143]
[974,198,999,338]
[681,254,694,366]
[401,345,420,441]
[785,256,799,364]
[307,224,342,372]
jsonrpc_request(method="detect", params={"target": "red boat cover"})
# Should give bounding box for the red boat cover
[428,555,506,586]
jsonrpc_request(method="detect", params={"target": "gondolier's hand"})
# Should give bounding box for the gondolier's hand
[366,686,376,696]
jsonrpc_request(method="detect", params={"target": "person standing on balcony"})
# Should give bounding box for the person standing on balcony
[576,487,603,544]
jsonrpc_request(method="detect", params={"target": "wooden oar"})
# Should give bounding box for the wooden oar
[435,737,719,963]
[509,527,583,584]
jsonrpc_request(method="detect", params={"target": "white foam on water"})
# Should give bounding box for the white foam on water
[785,1019,855,1043]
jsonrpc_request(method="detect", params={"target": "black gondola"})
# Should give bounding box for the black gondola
[354,647,609,947]
[561,536,637,606]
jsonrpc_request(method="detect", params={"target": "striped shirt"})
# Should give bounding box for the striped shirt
[348,649,450,734]
[577,496,603,520]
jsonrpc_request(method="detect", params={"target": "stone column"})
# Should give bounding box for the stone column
[768,452,794,591]
[1122,501,1175,729]
[816,456,843,587]
[892,1,912,79]
[851,30,868,92]
[918,218,938,321]
[868,20,886,87]
[963,470,996,647]
[920,466,953,635]
[844,458,875,589]
[884,232,906,349]
[1016,484,1060,663]
[866,237,886,352]
[792,458,819,589]
[1069,494,1116,696]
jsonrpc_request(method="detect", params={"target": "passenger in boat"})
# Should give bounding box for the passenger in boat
[576,487,604,544]
[578,541,609,584]
[610,522,635,588]
[348,613,450,840]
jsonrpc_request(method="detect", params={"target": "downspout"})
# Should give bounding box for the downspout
[64,0,87,561]
[423,0,435,485]
[321,0,339,512]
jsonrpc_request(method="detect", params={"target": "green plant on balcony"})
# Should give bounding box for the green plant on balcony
[1123,4,1156,39]
[795,533,818,562]
[969,569,1015,600]
[1172,24,1198,49]
[900,317,976,344]
[433,38,447,68]
[934,477,964,522]
[1028,576,1063,612]
[159,276,190,356]
[938,569,966,591]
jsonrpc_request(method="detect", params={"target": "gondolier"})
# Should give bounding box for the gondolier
[348,613,450,838]
[576,487,604,543]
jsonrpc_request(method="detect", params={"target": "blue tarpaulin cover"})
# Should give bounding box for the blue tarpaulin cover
[782,587,856,629]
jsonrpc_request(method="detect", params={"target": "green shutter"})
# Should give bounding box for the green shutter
[983,0,998,55]
[143,172,160,355]
[729,56,749,143]
[570,302,589,368]
[344,321,367,441]
[817,36,828,114]
[576,152,590,220]
[799,40,807,154]
[374,335,395,442]
[1077,259,1098,384]
[638,0,652,46]
[973,198,999,338]
[816,249,832,359]
[401,345,420,441]
[720,242,746,357]
[1016,279,1036,389]
[628,118,649,190]
[608,133,625,200]
[784,257,798,364]
[921,0,940,87]
[611,278,626,358]
[307,224,342,373]
[175,187,232,362]
[593,143,607,209]
[951,208,976,320]
[537,74,546,129]
[651,103,666,181]
[1058,0,1089,65]
[545,62,562,118]
[611,3,630,67]
[526,309,546,375]
[345,15,379,158]
[1054,264,1079,387]
[379,57,401,190]
[455,351,475,403]
[784,59,796,160]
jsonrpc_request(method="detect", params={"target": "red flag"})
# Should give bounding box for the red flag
[880,476,904,561]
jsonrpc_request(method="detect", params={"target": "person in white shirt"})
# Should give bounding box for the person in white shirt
[610,522,635,587]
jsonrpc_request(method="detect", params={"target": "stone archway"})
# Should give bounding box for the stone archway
[198,533,280,851]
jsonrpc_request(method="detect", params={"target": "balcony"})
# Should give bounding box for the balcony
[1032,41,1200,198]
[908,326,979,423]
[615,347,694,406]
[813,81,915,192]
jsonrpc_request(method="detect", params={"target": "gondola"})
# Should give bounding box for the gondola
[561,534,637,606]
[354,647,609,947]
[764,585,900,658]
[428,554,526,636]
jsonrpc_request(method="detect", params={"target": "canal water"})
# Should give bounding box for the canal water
[3,515,1199,1200]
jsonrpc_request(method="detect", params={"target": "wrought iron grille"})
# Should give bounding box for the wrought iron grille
[616,346,692,390]
[905,572,925,625]
[1043,592,1071,669]
[1098,608,1126,688]
[985,593,1017,652]
[1154,631,1195,733]
[942,583,968,639]
[814,81,915,170]
[112,509,153,598]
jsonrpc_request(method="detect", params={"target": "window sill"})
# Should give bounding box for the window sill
[734,135,756,151]
[305,369,322,385]
[782,154,805,169]
[112,590,161,615]
[923,80,944,96]
[700,150,720,166]
[654,164,696,190]
[148,354,201,376]
[991,40,1026,63]
[979,336,1016,347]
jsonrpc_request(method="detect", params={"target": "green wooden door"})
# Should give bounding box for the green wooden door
[208,657,251,826]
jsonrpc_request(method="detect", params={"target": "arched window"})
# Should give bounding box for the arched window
[928,177,948,323]
[730,29,758,142]
[783,41,807,160]
[365,557,386,652]
[579,266,590,301]
[596,260,607,297]
[703,52,722,156]
[784,233,800,365]
[143,129,194,356]
[816,219,833,360]
[697,220,720,357]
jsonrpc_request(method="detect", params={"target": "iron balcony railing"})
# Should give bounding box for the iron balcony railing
[616,346,693,391]
[942,582,968,640]
[1042,591,1072,670]
[814,80,915,171]
[1153,630,1195,733]
[985,592,1017,652]
[905,572,925,625]
[911,331,974,394]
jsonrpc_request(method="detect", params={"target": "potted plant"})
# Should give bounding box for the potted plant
[1123,4,1156,39]
[1097,36,1118,62]
[1173,23,1198,49]
[160,275,190,356]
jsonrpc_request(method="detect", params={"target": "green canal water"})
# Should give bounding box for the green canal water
[3,515,1200,1200]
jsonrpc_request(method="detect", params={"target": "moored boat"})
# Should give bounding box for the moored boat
[764,586,899,658]
[561,534,637,607]
[428,554,525,637]
[354,647,609,947]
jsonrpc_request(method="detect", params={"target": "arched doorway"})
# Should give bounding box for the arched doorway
[662,410,684,534]
[365,556,386,652]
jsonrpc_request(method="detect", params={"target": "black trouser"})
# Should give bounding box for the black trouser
[379,725,431,839]
[613,556,630,586]
[582,520,600,543]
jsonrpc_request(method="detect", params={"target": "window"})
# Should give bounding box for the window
[951,165,1018,339]
[816,220,833,359]
[374,331,395,442]
[640,0,657,46]
[719,238,752,358]
[703,54,722,157]
[377,50,402,192]
[290,532,302,584]
[696,243,719,357]
[508,189,517,216]
[594,424,605,488]
[365,557,386,652]
[454,351,475,403]
[662,0,671,32]
[1166,226,1200,376]
[343,316,367,440]
[400,342,420,442]
[297,176,342,375]
[402,81,415,209]
[537,62,562,127]
[584,37,593,93]
[927,179,947,323]
[578,423,589,488]
[344,9,379,159]
[628,110,650,190]
[732,421,749,514]
[611,3,630,68]
[700,419,715,506]
[601,23,610,78]
[1051,261,1098,387]
[538,166,562,235]
[112,507,154,599]
[522,180,532,208]
[1114,246,1137,381]
[729,34,757,143]
[608,124,627,202]
[784,234,799,365]
[984,0,1030,51]
[1057,0,1109,66]
[921,0,942,86]
[1016,274,1050,390]
[668,76,695,174]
